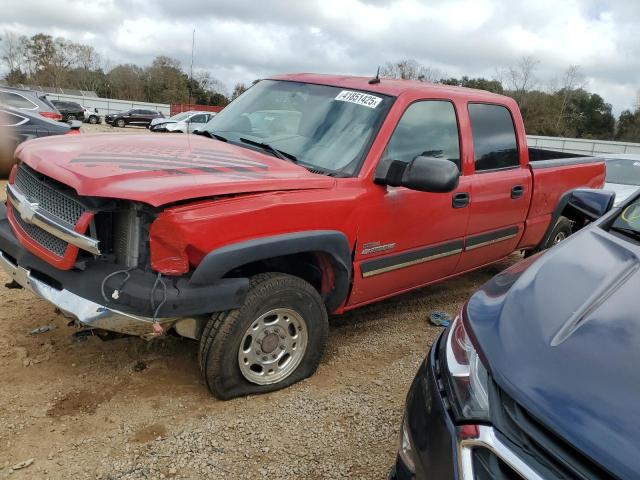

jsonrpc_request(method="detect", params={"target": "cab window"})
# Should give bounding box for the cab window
[382,100,460,170]
[468,103,519,171]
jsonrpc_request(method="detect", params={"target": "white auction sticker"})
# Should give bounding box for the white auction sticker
[334,90,382,109]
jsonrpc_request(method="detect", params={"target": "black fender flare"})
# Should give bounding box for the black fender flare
[536,187,614,250]
[190,230,353,313]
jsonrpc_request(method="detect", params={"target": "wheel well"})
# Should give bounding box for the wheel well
[224,251,335,302]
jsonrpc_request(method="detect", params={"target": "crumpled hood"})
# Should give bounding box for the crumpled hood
[467,227,640,478]
[14,133,335,206]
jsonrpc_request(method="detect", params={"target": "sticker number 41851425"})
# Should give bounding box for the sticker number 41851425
[334,90,382,109]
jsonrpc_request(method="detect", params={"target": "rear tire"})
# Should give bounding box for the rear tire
[88,116,98,124]
[543,216,572,249]
[67,114,76,121]
[199,273,328,400]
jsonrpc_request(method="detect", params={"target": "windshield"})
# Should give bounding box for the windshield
[170,112,191,121]
[202,80,393,175]
[611,195,640,236]
[605,158,640,186]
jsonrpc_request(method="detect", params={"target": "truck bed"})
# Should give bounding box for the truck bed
[519,148,605,249]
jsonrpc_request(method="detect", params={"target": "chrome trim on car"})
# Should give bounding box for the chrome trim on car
[6,183,101,255]
[458,425,544,480]
[362,248,462,278]
[464,232,518,251]
[0,250,177,338]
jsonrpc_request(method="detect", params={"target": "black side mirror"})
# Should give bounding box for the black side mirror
[374,156,460,193]
[565,189,616,221]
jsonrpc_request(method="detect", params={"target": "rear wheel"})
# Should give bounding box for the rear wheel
[67,114,76,121]
[88,116,98,124]
[544,216,572,249]
[199,273,328,400]
[115,118,125,128]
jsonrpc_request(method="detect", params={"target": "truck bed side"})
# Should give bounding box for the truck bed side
[517,148,606,249]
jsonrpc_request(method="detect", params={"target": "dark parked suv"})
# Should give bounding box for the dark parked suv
[390,188,640,479]
[105,109,164,128]
[50,100,85,122]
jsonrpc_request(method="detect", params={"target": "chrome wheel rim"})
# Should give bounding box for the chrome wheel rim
[553,231,567,245]
[238,308,308,385]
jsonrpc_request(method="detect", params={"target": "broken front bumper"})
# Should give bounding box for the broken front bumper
[0,203,249,338]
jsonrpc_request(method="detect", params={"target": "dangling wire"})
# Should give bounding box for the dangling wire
[150,272,168,324]
[100,268,135,304]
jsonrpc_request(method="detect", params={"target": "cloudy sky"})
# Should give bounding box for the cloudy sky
[1,0,639,113]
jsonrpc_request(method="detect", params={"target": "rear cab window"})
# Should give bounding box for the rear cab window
[468,103,519,172]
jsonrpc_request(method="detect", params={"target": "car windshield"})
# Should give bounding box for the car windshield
[605,158,640,186]
[202,80,393,175]
[611,195,640,237]
[170,112,191,121]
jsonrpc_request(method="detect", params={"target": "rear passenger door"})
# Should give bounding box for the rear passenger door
[187,114,209,132]
[456,103,531,273]
[349,100,471,306]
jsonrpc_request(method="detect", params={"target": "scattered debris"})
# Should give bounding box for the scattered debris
[27,325,56,336]
[11,458,34,470]
[133,361,148,372]
[429,311,452,327]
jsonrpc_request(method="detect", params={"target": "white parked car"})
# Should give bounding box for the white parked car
[602,154,640,206]
[150,110,214,133]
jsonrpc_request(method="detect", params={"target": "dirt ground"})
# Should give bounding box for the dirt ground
[0,151,520,479]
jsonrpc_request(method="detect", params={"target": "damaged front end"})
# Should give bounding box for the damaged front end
[0,163,248,339]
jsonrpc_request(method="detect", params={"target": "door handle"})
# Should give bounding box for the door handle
[511,185,524,199]
[452,192,470,208]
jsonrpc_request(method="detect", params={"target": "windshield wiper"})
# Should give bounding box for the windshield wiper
[239,137,297,163]
[610,225,640,242]
[198,130,228,142]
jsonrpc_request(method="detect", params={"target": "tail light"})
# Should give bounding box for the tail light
[65,129,81,135]
[40,111,63,121]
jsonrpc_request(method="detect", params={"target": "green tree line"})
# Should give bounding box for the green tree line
[0,31,245,107]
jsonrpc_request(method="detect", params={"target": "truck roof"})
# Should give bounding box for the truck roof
[269,73,511,103]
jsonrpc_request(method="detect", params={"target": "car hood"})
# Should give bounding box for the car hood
[467,227,640,478]
[14,133,335,207]
[150,118,175,127]
[604,182,639,206]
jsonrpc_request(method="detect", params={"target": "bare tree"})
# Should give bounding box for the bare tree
[506,56,539,105]
[554,65,586,130]
[0,31,28,79]
[380,59,442,82]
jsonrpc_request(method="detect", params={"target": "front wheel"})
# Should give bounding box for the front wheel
[199,273,328,400]
[115,118,126,128]
[88,116,98,124]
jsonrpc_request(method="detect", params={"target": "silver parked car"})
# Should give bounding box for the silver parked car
[602,153,640,206]
[150,110,214,133]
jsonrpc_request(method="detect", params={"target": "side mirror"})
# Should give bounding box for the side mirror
[565,189,616,221]
[374,156,460,193]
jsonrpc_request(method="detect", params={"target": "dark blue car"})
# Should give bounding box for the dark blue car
[390,187,639,479]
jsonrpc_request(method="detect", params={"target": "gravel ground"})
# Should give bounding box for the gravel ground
[0,151,520,479]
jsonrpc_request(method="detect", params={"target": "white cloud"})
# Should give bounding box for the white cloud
[0,0,638,113]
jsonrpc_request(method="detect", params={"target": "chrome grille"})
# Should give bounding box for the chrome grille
[13,212,68,256]
[14,165,86,226]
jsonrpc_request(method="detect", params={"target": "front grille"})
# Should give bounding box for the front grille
[491,385,614,480]
[13,211,68,256]
[14,164,86,226]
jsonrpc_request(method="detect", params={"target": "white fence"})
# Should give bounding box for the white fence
[44,92,171,117]
[527,135,640,156]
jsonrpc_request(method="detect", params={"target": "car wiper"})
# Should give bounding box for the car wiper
[239,137,297,163]
[610,225,640,241]
[198,130,228,142]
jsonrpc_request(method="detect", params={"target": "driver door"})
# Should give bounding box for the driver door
[349,100,470,306]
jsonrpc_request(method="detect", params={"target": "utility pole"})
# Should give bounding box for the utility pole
[189,28,195,105]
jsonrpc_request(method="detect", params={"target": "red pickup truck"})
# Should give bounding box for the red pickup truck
[0,74,604,399]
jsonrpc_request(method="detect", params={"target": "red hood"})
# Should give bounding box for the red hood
[15,133,335,207]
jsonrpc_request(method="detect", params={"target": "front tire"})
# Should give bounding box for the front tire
[199,273,328,400]
[88,116,98,124]
[115,118,126,128]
